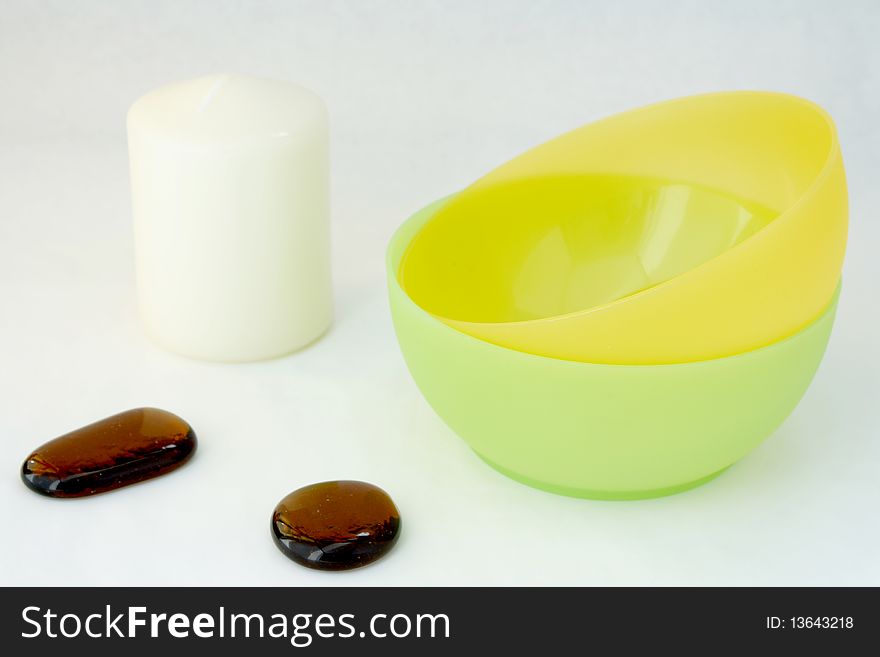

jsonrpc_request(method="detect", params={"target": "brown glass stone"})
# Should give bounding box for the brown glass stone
[271,480,401,571]
[21,408,196,498]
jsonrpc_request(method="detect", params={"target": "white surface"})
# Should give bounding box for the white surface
[0,0,878,586]
[129,74,332,362]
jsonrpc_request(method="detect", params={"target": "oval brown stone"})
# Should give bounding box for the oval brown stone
[271,480,401,571]
[21,408,197,498]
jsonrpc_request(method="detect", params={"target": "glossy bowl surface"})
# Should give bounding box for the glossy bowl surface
[390,199,839,499]
[400,92,847,364]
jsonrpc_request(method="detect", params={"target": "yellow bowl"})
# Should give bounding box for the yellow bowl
[399,92,847,364]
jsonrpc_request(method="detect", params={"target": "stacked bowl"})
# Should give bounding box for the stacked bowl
[387,92,847,499]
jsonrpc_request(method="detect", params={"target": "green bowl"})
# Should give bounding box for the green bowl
[388,199,839,500]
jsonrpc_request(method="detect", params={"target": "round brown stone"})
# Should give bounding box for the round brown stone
[271,480,401,571]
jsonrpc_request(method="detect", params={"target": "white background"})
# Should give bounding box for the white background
[1,0,878,586]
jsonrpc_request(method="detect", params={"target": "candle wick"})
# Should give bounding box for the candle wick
[197,75,230,113]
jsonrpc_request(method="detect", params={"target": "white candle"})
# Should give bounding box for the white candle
[127,74,332,362]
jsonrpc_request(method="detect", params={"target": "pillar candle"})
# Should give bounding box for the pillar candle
[127,74,332,362]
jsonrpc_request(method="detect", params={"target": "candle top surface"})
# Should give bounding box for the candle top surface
[127,74,326,143]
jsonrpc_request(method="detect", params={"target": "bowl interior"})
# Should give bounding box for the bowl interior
[399,174,777,324]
